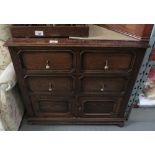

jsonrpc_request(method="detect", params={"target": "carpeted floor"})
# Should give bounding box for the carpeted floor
[20,108,155,131]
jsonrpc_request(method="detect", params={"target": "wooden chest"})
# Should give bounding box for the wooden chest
[6,38,148,126]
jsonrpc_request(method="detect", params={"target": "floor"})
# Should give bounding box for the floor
[20,108,155,131]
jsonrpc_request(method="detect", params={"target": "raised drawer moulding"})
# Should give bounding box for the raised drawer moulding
[6,25,151,126]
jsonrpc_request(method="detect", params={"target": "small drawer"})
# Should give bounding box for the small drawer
[31,95,74,117]
[25,75,75,95]
[79,96,123,117]
[80,76,128,94]
[80,50,136,73]
[19,50,75,73]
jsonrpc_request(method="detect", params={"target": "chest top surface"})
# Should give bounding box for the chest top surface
[6,25,149,48]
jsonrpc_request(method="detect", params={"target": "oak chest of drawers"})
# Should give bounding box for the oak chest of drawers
[6,38,148,126]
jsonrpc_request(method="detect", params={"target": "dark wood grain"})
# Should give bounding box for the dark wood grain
[28,117,125,125]
[10,25,89,38]
[7,38,147,126]
[80,76,128,94]
[79,96,123,117]
[80,49,136,73]
[26,75,75,96]
[5,38,149,48]
[22,50,74,71]
[31,95,74,117]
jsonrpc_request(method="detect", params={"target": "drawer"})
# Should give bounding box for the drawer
[80,50,136,73]
[78,96,123,117]
[19,50,75,73]
[80,76,128,94]
[31,95,74,117]
[25,75,75,95]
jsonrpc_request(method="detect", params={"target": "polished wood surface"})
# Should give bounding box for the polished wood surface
[31,95,72,117]
[10,25,89,38]
[80,76,127,93]
[21,50,74,72]
[7,38,147,126]
[26,75,74,95]
[79,96,123,117]
[81,50,135,73]
[6,38,149,48]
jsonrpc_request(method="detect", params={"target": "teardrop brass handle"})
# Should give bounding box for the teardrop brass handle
[104,60,109,70]
[100,84,105,92]
[45,60,50,69]
[48,82,53,92]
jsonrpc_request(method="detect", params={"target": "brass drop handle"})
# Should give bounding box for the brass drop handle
[104,60,109,70]
[45,60,50,69]
[100,84,105,92]
[48,82,53,92]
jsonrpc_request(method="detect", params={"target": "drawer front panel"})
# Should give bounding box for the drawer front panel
[79,96,123,117]
[26,76,75,95]
[80,50,136,73]
[31,95,73,117]
[20,50,75,72]
[80,76,128,94]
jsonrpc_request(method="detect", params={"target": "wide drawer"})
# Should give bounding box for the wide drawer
[31,95,74,117]
[80,50,136,73]
[80,75,128,95]
[25,75,75,95]
[19,50,75,73]
[78,96,124,117]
